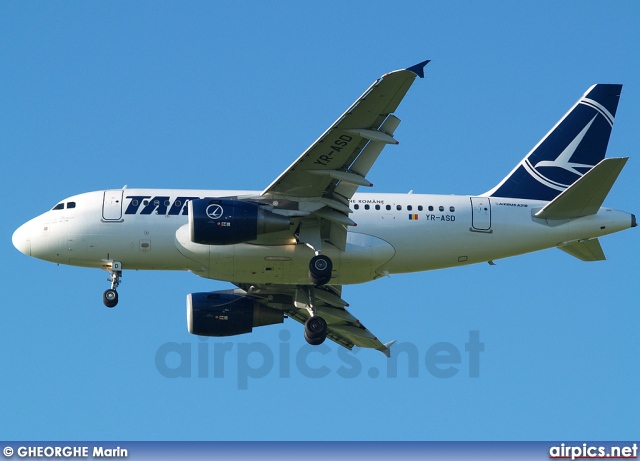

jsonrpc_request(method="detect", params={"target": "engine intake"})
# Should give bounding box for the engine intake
[189,199,291,245]
[187,291,284,337]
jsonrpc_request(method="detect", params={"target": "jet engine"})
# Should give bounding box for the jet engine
[189,199,291,245]
[186,291,284,336]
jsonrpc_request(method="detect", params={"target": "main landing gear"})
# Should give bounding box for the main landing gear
[300,285,329,345]
[303,253,333,344]
[102,261,122,308]
[304,316,328,345]
[308,254,332,286]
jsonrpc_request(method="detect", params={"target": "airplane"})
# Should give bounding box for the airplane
[12,60,637,356]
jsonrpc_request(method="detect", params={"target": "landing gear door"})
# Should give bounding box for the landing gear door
[470,197,491,231]
[103,190,124,221]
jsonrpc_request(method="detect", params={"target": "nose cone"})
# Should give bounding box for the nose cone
[12,222,31,256]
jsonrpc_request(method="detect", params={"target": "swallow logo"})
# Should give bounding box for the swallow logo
[523,115,598,192]
[534,115,597,175]
[206,204,224,220]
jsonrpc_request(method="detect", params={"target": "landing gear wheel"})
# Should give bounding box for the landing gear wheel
[304,330,326,345]
[103,289,118,308]
[304,315,327,345]
[308,255,332,286]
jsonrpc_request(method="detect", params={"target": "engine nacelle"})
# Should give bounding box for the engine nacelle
[186,291,284,337]
[189,199,291,245]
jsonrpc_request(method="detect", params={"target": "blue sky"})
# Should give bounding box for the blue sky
[2,2,639,441]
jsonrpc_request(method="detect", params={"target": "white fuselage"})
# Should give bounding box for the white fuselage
[12,188,634,286]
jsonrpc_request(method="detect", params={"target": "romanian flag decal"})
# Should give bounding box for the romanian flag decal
[409,214,419,220]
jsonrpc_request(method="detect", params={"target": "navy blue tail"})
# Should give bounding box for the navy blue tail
[487,84,622,201]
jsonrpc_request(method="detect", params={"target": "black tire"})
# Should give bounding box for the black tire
[304,330,326,346]
[308,255,332,286]
[304,316,327,340]
[103,289,118,308]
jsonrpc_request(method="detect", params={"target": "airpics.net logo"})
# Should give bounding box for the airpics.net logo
[154,330,484,390]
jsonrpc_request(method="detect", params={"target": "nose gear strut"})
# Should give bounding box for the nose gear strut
[102,261,122,308]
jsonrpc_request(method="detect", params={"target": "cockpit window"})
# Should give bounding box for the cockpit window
[67,202,76,209]
[52,203,64,210]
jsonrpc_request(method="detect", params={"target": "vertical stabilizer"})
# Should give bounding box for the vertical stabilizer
[486,84,622,201]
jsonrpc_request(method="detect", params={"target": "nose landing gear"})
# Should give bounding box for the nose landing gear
[102,261,122,308]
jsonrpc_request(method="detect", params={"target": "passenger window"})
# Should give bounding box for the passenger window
[407,205,413,211]
[386,205,391,211]
[164,200,171,207]
[354,204,360,210]
[131,200,139,207]
[52,203,64,210]
[143,200,149,206]
[396,205,402,211]
[364,204,370,210]
[450,206,455,212]
[418,205,423,211]
[428,206,434,212]
[439,206,445,212]
[66,202,76,209]
[375,204,380,210]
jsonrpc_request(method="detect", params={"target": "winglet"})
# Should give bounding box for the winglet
[378,340,397,357]
[406,60,430,78]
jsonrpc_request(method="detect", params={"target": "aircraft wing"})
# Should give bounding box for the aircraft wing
[236,284,394,356]
[262,60,428,200]
[257,60,429,251]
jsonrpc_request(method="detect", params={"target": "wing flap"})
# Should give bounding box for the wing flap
[334,115,402,199]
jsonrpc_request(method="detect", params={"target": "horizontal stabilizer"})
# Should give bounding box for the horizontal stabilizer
[534,157,628,220]
[558,238,606,261]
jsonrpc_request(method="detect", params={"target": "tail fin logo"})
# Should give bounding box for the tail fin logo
[524,115,597,191]
[522,98,615,193]
[486,85,621,201]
